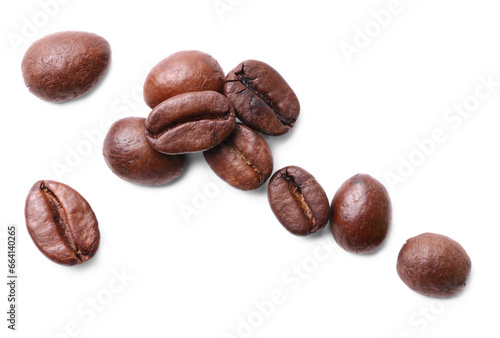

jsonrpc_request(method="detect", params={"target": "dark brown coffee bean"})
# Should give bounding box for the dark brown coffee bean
[204,123,273,190]
[21,31,111,103]
[143,50,225,108]
[145,91,236,154]
[267,166,330,236]
[224,60,300,136]
[397,233,471,297]
[103,117,185,185]
[331,174,391,254]
[25,180,100,266]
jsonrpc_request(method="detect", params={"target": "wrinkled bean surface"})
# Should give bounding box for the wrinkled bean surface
[145,91,236,154]
[397,233,471,297]
[224,60,300,136]
[204,123,273,190]
[25,180,100,265]
[268,166,330,236]
[22,31,111,102]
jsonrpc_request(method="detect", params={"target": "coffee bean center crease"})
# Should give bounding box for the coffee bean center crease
[233,65,295,127]
[147,112,231,139]
[40,181,87,263]
[281,173,317,231]
[225,139,263,183]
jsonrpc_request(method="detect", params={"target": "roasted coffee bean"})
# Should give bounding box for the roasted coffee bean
[267,166,330,236]
[25,180,100,266]
[22,31,111,103]
[331,174,391,254]
[143,50,225,109]
[145,91,236,154]
[103,117,185,185]
[397,233,471,297]
[224,60,300,136]
[204,123,273,190]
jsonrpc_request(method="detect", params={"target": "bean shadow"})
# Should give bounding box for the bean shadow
[121,152,207,191]
[360,228,392,257]
[299,225,333,242]
[261,123,299,149]
[71,248,101,271]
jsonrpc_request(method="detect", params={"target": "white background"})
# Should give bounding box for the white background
[1,0,499,337]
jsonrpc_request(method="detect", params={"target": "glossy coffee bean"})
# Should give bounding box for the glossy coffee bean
[224,60,300,136]
[331,174,391,254]
[103,117,185,185]
[145,91,236,154]
[268,166,330,236]
[143,50,225,108]
[397,233,471,297]
[204,123,273,190]
[25,180,100,266]
[22,31,111,102]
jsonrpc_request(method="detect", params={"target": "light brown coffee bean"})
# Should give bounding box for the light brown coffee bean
[103,117,186,186]
[397,233,471,297]
[143,50,224,108]
[22,31,111,102]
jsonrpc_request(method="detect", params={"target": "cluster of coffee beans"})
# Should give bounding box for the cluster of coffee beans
[21,31,471,299]
[102,50,298,190]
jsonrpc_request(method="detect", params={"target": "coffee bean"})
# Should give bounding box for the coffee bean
[267,166,330,236]
[331,174,391,254]
[145,91,236,154]
[224,60,300,136]
[103,117,186,186]
[204,123,273,190]
[144,50,225,109]
[21,31,111,103]
[25,180,100,266]
[397,233,471,297]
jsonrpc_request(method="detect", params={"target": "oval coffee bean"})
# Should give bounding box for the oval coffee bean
[145,91,236,154]
[143,50,225,108]
[25,180,100,266]
[22,31,111,103]
[204,123,273,190]
[103,117,186,186]
[224,60,300,136]
[267,166,330,236]
[397,233,471,297]
[331,174,391,254]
